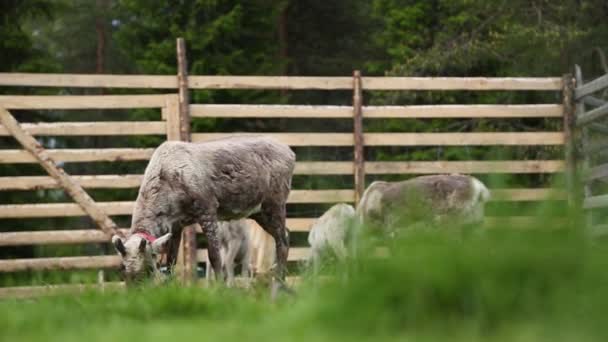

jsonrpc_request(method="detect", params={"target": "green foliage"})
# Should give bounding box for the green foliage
[3,225,608,341]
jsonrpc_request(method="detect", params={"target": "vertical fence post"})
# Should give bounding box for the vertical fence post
[562,74,576,213]
[353,70,365,205]
[177,37,191,142]
[174,37,197,285]
[574,65,593,231]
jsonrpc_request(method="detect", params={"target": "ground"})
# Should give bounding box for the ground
[2,220,608,342]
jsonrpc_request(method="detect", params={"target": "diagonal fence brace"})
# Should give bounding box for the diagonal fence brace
[0,108,122,238]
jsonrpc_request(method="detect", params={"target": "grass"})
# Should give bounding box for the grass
[2,215,608,341]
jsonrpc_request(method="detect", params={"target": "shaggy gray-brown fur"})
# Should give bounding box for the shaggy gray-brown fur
[206,219,252,286]
[112,135,295,285]
[308,203,355,274]
[357,174,490,234]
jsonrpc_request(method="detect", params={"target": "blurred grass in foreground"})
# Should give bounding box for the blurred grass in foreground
[2,214,608,342]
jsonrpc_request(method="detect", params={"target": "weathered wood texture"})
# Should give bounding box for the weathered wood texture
[0,255,120,272]
[0,282,126,299]
[176,38,191,142]
[0,229,129,246]
[192,132,564,146]
[0,175,143,190]
[197,247,310,262]
[0,148,154,163]
[0,73,562,90]
[0,109,121,237]
[190,104,562,118]
[353,70,365,204]
[0,188,566,218]
[0,160,564,190]
[562,74,576,210]
[0,73,177,88]
[575,73,608,99]
[0,94,171,109]
[0,122,166,136]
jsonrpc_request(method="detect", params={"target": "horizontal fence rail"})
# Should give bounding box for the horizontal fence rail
[0,122,166,136]
[0,94,174,109]
[192,132,564,146]
[0,148,155,163]
[191,104,563,118]
[0,189,566,218]
[0,283,125,299]
[0,161,564,190]
[0,73,563,90]
[0,255,120,272]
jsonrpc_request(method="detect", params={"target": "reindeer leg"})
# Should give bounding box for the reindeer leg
[251,202,292,299]
[201,219,223,283]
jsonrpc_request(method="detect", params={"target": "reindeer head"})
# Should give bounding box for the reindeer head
[112,232,172,284]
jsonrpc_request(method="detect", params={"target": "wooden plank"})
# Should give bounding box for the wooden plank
[0,109,120,237]
[0,74,562,91]
[0,73,177,88]
[366,160,564,174]
[0,201,133,218]
[286,218,315,232]
[364,104,563,118]
[190,104,353,118]
[294,161,354,175]
[284,217,565,232]
[191,132,564,146]
[0,189,355,217]
[562,74,576,210]
[0,229,129,246]
[196,247,310,262]
[191,104,563,119]
[288,190,355,203]
[0,255,120,272]
[584,96,607,108]
[0,188,562,219]
[192,133,353,146]
[189,76,352,90]
[293,160,564,175]
[364,132,564,146]
[176,38,191,142]
[353,70,365,204]
[0,148,154,163]
[491,188,566,201]
[0,175,143,190]
[576,102,608,126]
[585,163,608,182]
[575,73,608,99]
[584,194,608,209]
[362,77,562,91]
[0,122,166,136]
[164,95,181,141]
[0,95,171,110]
[0,282,125,299]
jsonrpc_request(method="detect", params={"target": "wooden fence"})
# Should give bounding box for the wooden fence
[574,65,608,236]
[0,46,570,298]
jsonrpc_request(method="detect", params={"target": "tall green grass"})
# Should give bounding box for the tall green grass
[2,214,608,341]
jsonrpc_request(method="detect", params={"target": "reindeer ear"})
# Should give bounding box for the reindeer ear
[139,238,148,253]
[112,235,126,257]
[151,233,172,254]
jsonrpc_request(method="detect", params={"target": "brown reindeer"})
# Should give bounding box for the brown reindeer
[111,136,295,294]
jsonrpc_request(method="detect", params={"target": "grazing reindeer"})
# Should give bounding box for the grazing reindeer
[307,203,356,275]
[206,219,252,286]
[111,136,295,293]
[357,174,490,236]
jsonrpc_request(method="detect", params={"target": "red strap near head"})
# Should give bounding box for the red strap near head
[136,231,157,243]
